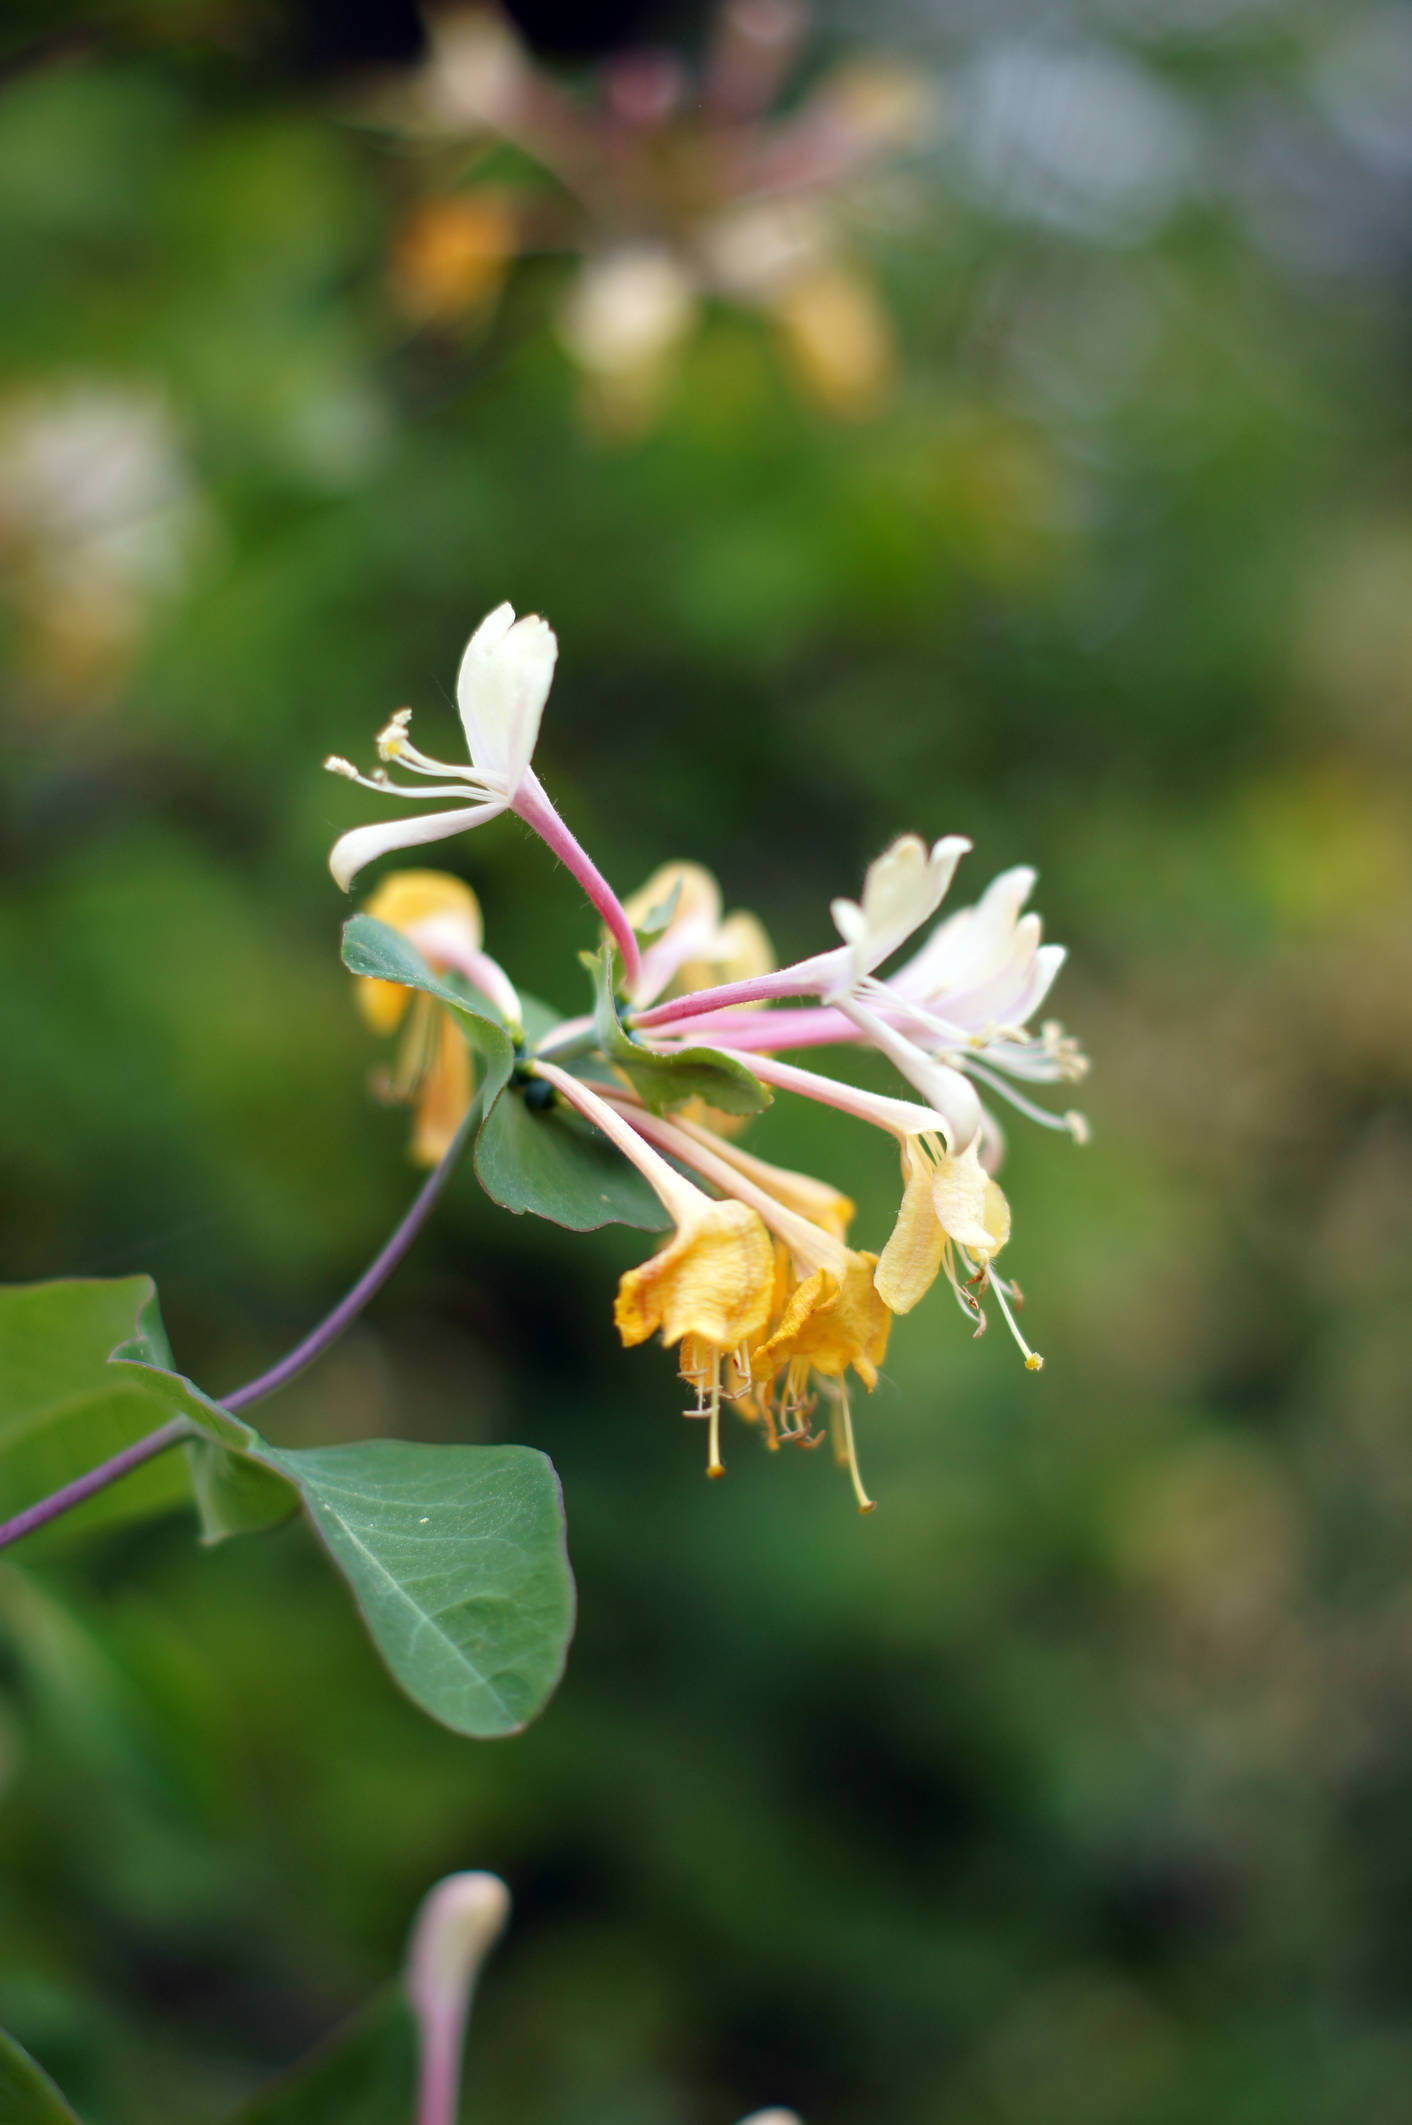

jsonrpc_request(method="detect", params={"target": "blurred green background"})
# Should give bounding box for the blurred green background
[3,0,1412,2119]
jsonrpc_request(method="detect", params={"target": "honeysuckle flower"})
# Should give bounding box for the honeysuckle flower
[327,612,1087,1504]
[631,835,1087,1151]
[355,871,488,1165]
[613,1099,892,1510]
[325,602,642,985]
[532,1062,775,1478]
[872,1135,1037,1364]
[828,832,972,991]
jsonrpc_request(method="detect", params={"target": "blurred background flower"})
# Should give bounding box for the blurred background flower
[1,0,1411,2120]
[370,0,925,432]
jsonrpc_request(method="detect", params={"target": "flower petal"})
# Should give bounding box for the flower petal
[830,833,970,982]
[328,801,507,892]
[455,603,558,792]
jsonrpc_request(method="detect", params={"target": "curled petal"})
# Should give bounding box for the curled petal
[752,1250,891,1390]
[455,602,558,793]
[874,1139,946,1315]
[615,1197,776,1352]
[901,864,1037,998]
[830,833,971,983]
[328,801,507,892]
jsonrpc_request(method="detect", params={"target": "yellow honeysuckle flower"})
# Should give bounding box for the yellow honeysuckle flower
[615,1193,776,1480]
[355,870,482,1167]
[748,1246,892,1515]
[872,1133,1038,1366]
[874,1135,1005,1313]
[614,1193,775,1356]
[751,1249,891,1394]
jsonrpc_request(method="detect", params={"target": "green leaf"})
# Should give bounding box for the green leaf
[104,1346,577,1738]
[227,1990,415,2125]
[185,1436,300,1544]
[253,1439,575,1739]
[475,1082,670,1232]
[0,1279,190,1542]
[1,1271,575,1737]
[340,914,515,1108]
[585,945,771,1119]
[0,2025,84,2124]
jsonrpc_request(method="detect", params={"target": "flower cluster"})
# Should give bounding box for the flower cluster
[326,603,1088,1510]
[376,1,931,434]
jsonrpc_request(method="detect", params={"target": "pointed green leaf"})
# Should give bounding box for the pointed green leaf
[107,1353,576,1737]
[254,1439,574,1738]
[475,1081,670,1232]
[585,945,771,1118]
[0,2025,84,2123]
[0,1279,190,1541]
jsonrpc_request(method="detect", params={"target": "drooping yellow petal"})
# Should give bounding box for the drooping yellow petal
[614,1196,775,1353]
[355,871,484,1033]
[408,1007,475,1167]
[875,1137,1009,1315]
[770,262,894,420]
[931,1141,999,1257]
[752,1249,892,1391]
[874,1137,946,1315]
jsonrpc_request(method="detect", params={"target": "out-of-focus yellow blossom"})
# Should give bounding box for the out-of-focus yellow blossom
[390,192,518,323]
[355,872,483,1166]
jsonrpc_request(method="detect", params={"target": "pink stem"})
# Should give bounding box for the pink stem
[512,770,641,990]
[630,953,843,1029]
[644,1005,864,1050]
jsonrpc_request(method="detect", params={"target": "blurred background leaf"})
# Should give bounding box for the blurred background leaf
[2,0,1411,2120]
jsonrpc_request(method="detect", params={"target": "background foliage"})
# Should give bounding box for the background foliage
[2,0,1412,2119]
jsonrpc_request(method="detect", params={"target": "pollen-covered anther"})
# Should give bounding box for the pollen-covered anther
[376,708,415,761]
[1065,1111,1091,1145]
[325,755,360,779]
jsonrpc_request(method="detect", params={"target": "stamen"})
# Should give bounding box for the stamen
[376,708,414,760]
[989,1272,1043,1371]
[707,1358,725,1480]
[325,755,360,778]
[836,1388,876,1514]
[958,1057,1088,1140]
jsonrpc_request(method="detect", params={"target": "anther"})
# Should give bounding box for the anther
[325,755,359,779]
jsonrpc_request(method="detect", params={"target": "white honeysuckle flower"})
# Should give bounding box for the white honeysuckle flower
[896,863,1038,1001]
[828,832,972,990]
[326,601,556,892]
[454,600,557,791]
[558,245,699,376]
